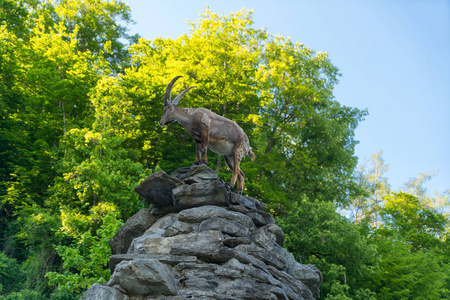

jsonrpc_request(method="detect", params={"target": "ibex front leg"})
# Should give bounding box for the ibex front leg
[193,130,209,165]
[200,128,210,165]
[193,143,208,165]
[194,140,203,165]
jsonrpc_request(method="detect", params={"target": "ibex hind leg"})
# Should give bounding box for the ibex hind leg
[236,170,245,194]
[225,157,242,194]
[224,156,237,188]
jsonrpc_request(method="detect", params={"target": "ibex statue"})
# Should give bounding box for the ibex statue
[159,76,255,194]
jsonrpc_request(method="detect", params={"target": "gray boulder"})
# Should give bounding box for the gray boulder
[107,259,178,298]
[178,205,255,229]
[199,217,250,237]
[273,245,323,299]
[109,208,155,255]
[82,165,322,300]
[81,283,129,300]
[134,171,182,207]
[172,180,229,208]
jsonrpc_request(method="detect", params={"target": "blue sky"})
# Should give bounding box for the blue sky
[124,0,450,194]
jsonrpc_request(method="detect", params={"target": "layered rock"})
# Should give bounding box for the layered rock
[82,165,322,300]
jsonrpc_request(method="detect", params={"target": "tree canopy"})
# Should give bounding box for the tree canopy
[0,1,448,299]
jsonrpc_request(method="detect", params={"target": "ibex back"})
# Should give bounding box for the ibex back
[159,76,255,194]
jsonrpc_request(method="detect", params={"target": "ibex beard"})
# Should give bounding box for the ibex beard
[159,76,255,194]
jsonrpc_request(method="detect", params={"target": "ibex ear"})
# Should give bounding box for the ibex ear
[164,76,182,107]
[172,86,196,106]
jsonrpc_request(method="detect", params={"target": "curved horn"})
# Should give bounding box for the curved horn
[172,86,196,106]
[164,76,182,106]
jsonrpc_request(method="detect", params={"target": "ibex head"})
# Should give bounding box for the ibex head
[159,76,195,127]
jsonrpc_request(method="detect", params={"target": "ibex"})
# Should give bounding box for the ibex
[159,76,255,194]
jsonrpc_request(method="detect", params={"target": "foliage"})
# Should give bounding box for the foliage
[277,198,379,299]
[46,204,123,296]
[370,236,449,299]
[49,75,150,219]
[255,37,365,206]
[0,289,42,300]
[0,252,23,295]
[0,1,448,299]
[349,151,390,226]
[0,0,141,297]
[350,152,450,299]
[379,192,447,251]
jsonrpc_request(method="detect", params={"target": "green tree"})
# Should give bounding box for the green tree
[0,1,139,297]
[278,198,379,299]
[1,5,103,211]
[56,0,138,70]
[350,153,450,298]
[403,170,438,200]
[0,0,29,39]
[370,236,449,299]
[403,170,450,218]
[350,151,390,226]
[0,252,23,295]
[43,74,151,296]
[46,203,123,297]
[26,0,137,70]
[253,37,366,206]
[1,7,103,263]
[378,192,446,251]
[50,75,149,218]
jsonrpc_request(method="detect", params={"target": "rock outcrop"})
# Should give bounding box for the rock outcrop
[82,165,322,300]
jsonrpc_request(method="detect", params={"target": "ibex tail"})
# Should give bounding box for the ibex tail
[249,149,256,161]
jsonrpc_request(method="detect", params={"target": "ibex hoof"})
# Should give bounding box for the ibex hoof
[235,189,243,194]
